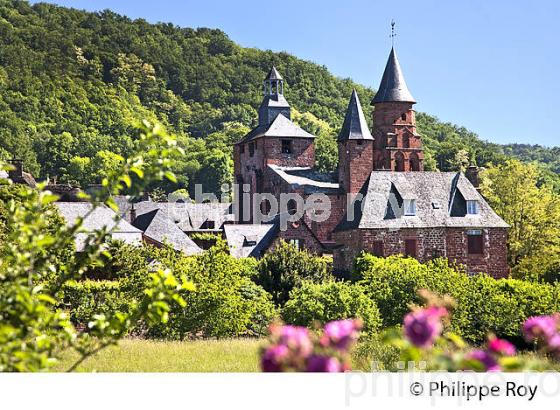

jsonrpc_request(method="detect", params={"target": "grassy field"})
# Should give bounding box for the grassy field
[53,338,263,372]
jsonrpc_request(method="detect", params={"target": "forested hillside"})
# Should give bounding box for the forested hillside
[0,0,557,194]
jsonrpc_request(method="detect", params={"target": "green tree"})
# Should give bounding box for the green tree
[481,160,560,280]
[255,240,332,306]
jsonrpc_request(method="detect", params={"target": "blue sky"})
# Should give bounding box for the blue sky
[31,0,560,147]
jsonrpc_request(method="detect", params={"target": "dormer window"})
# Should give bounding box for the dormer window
[467,200,479,215]
[404,199,417,216]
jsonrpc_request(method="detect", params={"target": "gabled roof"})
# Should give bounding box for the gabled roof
[224,222,279,258]
[55,202,142,250]
[338,90,373,141]
[372,47,416,104]
[117,200,234,232]
[55,202,141,233]
[132,209,202,256]
[335,171,508,231]
[265,66,283,81]
[236,113,315,144]
[268,164,340,195]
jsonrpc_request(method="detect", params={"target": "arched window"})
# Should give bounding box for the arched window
[394,152,405,172]
[287,199,298,215]
[409,152,420,171]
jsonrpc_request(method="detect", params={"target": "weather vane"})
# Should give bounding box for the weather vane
[390,19,396,47]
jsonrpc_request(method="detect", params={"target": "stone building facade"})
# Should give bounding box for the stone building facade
[232,49,509,278]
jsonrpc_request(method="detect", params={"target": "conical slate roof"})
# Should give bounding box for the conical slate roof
[337,90,373,141]
[265,66,283,81]
[372,47,415,104]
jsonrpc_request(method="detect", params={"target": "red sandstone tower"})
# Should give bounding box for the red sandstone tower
[337,89,374,194]
[372,47,424,172]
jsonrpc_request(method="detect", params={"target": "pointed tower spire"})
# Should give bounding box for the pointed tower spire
[265,66,283,81]
[372,47,415,104]
[338,90,373,141]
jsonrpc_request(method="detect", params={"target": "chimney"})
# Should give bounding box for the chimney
[130,203,137,223]
[465,164,480,189]
[8,158,23,180]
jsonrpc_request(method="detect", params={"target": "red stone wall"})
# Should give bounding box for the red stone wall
[338,140,373,193]
[264,138,315,168]
[372,101,424,171]
[332,227,509,278]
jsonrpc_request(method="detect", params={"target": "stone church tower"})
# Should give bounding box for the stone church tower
[337,89,374,194]
[372,47,424,172]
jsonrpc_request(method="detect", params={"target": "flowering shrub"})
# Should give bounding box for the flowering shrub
[523,314,560,357]
[261,319,362,372]
[386,292,555,371]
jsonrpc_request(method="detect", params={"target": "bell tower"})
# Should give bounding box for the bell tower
[258,66,291,126]
[371,47,424,172]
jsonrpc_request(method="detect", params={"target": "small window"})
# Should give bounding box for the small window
[401,113,407,121]
[372,241,384,257]
[287,199,298,215]
[357,140,363,145]
[404,239,417,258]
[289,238,304,250]
[467,230,484,255]
[240,144,245,154]
[281,139,292,154]
[249,142,255,157]
[467,200,479,215]
[404,199,417,216]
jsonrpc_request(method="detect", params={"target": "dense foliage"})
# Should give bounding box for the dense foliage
[282,281,381,332]
[0,0,557,196]
[354,254,560,343]
[481,159,560,280]
[255,240,332,306]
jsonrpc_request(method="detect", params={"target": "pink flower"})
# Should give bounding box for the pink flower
[522,315,559,343]
[271,325,313,357]
[547,334,560,357]
[261,344,289,372]
[403,306,447,348]
[321,319,362,351]
[306,355,342,372]
[466,349,501,372]
[487,337,516,356]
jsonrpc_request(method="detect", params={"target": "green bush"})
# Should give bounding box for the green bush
[255,240,332,305]
[282,281,381,332]
[458,275,560,342]
[356,255,471,333]
[62,280,130,326]
[147,241,276,339]
[355,254,560,343]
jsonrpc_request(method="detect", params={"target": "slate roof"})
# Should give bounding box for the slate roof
[224,222,279,258]
[132,209,202,255]
[259,93,290,109]
[335,171,509,231]
[236,113,315,144]
[268,164,341,194]
[372,47,416,104]
[55,202,142,250]
[338,89,373,141]
[265,66,283,81]
[117,200,234,232]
